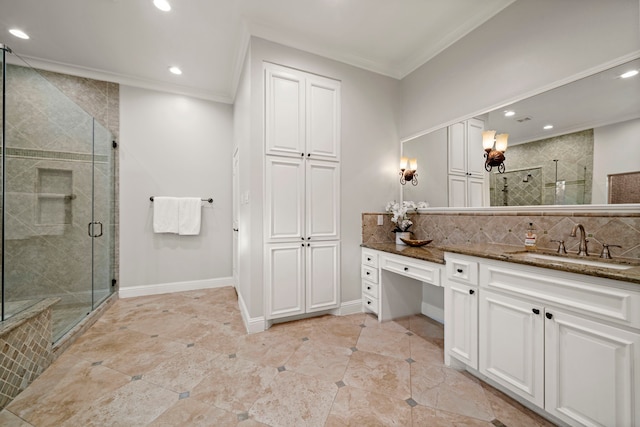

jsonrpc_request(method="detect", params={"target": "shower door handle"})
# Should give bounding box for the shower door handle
[88,222,104,238]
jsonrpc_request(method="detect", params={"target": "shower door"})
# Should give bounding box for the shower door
[1,56,114,341]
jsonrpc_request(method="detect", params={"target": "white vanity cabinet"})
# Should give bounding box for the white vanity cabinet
[447,118,487,207]
[444,254,479,369]
[264,63,341,321]
[475,256,640,427]
[361,248,443,322]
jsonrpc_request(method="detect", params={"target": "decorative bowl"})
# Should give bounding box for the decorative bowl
[400,238,433,247]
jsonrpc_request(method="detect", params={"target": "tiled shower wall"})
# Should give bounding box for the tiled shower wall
[362,211,640,260]
[489,130,594,206]
[2,64,119,334]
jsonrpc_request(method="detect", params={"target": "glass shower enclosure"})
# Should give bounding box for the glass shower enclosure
[1,44,115,341]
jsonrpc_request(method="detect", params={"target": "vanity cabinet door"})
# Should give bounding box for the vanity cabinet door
[545,309,640,427]
[265,65,305,157]
[265,242,305,319]
[265,157,305,242]
[306,160,340,240]
[306,241,340,312]
[306,76,340,161]
[479,289,544,407]
[444,281,478,369]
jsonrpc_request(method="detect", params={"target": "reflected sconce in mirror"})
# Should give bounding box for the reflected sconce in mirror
[399,157,418,185]
[482,130,508,173]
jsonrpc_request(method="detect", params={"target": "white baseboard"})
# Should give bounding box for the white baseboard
[237,291,266,334]
[339,299,363,316]
[421,301,444,324]
[119,277,233,299]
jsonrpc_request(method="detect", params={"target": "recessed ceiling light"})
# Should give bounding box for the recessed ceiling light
[543,125,554,130]
[504,110,515,117]
[9,29,30,40]
[153,0,171,12]
[620,70,639,79]
[169,66,182,75]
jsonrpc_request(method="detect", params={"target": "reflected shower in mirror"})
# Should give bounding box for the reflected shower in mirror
[402,57,640,207]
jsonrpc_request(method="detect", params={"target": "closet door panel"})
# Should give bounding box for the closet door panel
[265,157,305,242]
[306,76,340,161]
[265,64,305,157]
[306,160,340,240]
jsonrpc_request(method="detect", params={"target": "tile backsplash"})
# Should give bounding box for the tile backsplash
[362,211,640,260]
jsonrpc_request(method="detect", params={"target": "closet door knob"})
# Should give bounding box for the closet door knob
[469,289,475,295]
[546,312,553,320]
[532,308,540,315]
[404,267,409,272]
[456,268,463,273]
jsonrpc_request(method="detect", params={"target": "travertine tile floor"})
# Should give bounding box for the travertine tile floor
[0,287,556,426]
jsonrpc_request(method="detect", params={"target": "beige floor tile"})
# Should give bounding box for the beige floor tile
[0,410,35,426]
[60,379,177,427]
[409,335,445,366]
[342,350,411,401]
[325,386,412,427]
[411,362,495,421]
[481,381,556,427]
[143,347,223,393]
[6,355,130,426]
[304,316,363,349]
[356,326,411,360]
[411,406,494,427]
[235,329,303,367]
[194,323,243,355]
[148,397,238,426]
[363,313,410,333]
[191,356,278,414]
[99,335,186,377]
[249,371,337,426]
[285,341,352,383]
[408,315,444,348]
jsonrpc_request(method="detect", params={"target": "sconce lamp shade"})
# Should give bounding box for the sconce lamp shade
[400,157,408,169]
[495,133,509,152]
[409,158,417,171]
[482,130,497,150]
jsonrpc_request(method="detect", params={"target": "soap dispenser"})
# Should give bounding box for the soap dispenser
[525,222,537,251]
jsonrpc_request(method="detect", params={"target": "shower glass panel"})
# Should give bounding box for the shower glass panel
[1,49,114,341]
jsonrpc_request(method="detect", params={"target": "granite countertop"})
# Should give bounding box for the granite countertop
[362,242,640,285]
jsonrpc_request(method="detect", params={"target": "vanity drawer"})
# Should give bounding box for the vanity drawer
[446,256,479,286]
[362,280,379,299]
[362,250,379,268]
[363,294,379,314]
[361,265,379,283]
[382,256,440,286]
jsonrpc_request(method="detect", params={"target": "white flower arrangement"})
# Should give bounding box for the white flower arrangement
[385,200,429,232]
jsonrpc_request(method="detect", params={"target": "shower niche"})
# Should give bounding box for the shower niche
[36,168,74,226]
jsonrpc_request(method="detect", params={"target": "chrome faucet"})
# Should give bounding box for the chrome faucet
[570,223,589,256]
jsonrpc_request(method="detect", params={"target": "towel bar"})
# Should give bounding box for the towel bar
[150,196,213,203]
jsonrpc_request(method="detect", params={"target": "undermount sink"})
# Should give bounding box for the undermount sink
[510,251,640,270]
[515,252,637,271]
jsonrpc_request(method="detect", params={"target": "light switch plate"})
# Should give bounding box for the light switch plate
[377,215,384,225]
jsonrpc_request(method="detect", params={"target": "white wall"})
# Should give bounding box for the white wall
[239,37,400,318]
[400,0,640,141]
[119,86,233,292]
[592,118,640,204]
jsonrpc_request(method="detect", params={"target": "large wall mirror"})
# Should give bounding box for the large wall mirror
[402,56,640,208]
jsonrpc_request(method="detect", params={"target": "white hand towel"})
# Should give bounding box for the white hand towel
[178,197,202,235]
[153,197,180,233]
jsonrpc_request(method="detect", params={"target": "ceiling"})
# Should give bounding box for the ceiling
[0,0,514,103]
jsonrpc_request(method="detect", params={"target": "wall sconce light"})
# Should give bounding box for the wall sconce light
[399,157,418,186]
[482,130,508,173]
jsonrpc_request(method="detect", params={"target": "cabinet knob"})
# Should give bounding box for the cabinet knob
[301,243,305,247]
[546,312,553,320]
[366,272,370,275]
[456,268,463,273]
[367,257,371,261]
[532,308,540,315]
[307,243,310,247]
[307,237,311,240]
[366,286,371,290]
[307,153,311,157]
[301,153,304,157]
[367,301,372,305]
[301,237,305,241]
[404,267,409,272]
[469,289,475,295]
